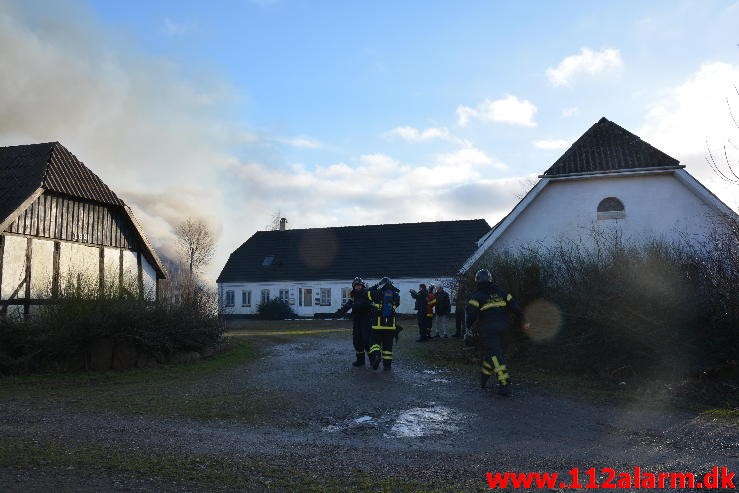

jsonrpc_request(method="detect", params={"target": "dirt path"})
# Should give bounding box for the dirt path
[1,329,737,492]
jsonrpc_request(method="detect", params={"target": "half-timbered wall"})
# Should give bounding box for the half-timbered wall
[1,192,158,314]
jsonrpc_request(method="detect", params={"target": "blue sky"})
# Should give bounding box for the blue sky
[1,0,738,281]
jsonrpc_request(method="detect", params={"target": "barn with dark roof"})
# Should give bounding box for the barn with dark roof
[462,117,736,272]
[217,219,490,316]
[0,142,166,315]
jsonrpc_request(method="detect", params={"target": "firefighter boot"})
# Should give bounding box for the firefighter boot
[352,352,365,367]
[369,351,381,370]
[480,372,491,389]
[497,383,511,397]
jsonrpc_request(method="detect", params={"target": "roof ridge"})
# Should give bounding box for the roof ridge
[39,142,58,190]
[256,218,488,233]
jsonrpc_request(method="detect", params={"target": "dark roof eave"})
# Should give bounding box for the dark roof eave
[540,164,684,179]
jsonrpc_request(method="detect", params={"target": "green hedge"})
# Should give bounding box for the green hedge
[256,299,297,320]
[0,294,223,375]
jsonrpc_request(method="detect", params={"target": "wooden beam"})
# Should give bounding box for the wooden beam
[0,234,4,301]
[118,249,123,295]
[137,250,143,299]
[24,238,32,315]
[99,246,105,298]
[52,241,60,298]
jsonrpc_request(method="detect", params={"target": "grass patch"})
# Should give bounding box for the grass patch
[225,318,352,331]
[0,437,445,492]
[700,408,739,420]
[0,339,293,423]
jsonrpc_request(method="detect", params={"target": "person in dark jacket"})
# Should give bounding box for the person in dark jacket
[466,269,527,396]
[336,276,372,367]
[368,277,401,370]
[434,285,451,337]
[409,283,430,342]
[453,285,467,338]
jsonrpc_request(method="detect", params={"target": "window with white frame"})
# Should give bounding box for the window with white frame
[279,289,289,303]
[597,197,625,220]
[241,290,252,307]
[225,290,235,307]
[341,287,351,306]
[261,289,270,304]
[320,288,332,306]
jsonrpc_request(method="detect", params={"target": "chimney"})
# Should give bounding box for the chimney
[279,218,287,231]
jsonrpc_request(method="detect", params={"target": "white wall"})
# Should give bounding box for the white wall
[30,238,55,298]
[59,242,99,293]
[219,276,458,316]
[493,172,725,252]
[121,250,138,290]
[142,256,157,301]
[103,246,120,293]
[1,235,158,302]
[1,235,27,299]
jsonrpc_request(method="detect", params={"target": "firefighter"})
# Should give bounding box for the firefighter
[368,276,401,370]
[466,268,527,396]
[335,276,372,366]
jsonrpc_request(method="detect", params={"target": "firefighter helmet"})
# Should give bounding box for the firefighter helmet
[379,276,391,289]
[475,269,493,284]
[352,276,364,288]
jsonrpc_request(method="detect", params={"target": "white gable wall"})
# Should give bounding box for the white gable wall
[493,171,726,252]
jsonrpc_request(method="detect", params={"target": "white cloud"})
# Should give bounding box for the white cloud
[638,61,739,209]
[561,107,578,118]
[228,146,514,228]
[270,135,324,149]
[386,126,449,142]
[384,125,471,146]
[533,139,570,150]
[456,94,537,128]
[162,18,200,37]
[546,48,623,87]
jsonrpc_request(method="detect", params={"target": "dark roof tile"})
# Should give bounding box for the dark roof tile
[543,117,680,177]
[217,219,490,283]
[0,142,122,223]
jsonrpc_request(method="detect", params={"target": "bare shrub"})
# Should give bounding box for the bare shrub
[465,227,738,377]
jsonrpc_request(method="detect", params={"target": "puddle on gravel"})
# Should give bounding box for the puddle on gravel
[321,404,465,438]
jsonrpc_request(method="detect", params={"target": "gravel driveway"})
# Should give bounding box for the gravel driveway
[1,329,737,492]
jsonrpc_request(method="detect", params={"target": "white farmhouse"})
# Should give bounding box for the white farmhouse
[462,117,736,271]
[217,219,490,317]
[0,142,167,315]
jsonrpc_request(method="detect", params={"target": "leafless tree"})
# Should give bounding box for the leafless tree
[175,217,216,276]
[265,210,286,231]
[707,84,739,187]
[515,175,539,201]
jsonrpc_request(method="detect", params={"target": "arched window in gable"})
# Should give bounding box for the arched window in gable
[597,197,625,220]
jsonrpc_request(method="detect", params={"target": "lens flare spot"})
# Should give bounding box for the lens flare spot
[523,298,562,343]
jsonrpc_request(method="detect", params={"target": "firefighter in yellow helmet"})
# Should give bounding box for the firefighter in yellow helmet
[466,269,527,396]
[367,276,401,370]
